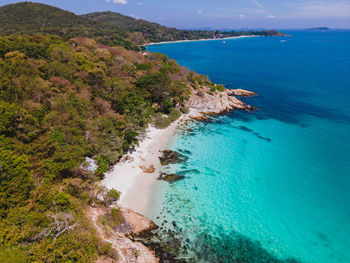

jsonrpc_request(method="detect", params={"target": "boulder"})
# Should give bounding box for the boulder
[227,89,257,97]
[157,173,185,182]
[159,150,188,165]
[140,165,156,173]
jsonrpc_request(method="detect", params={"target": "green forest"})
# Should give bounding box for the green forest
[0,33,215,261]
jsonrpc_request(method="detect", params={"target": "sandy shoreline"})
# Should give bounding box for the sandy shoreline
[144,35,259,46]
[101,117,184,215]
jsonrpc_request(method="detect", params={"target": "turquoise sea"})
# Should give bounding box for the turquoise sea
[146,30,350,263]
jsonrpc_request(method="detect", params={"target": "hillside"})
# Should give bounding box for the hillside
[0,2,98,34]
[0,32,222,261]
[0,2,138,49]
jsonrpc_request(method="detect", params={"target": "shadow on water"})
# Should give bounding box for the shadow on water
[148,221,302,263]
[228,92,350,126]
[186,230,301,263]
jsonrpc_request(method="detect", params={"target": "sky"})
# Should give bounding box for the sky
[1,0,350,29]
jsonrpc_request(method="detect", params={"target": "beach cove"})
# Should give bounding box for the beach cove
[102,30,350,263]
[145,30,350,263]
[102,86,256,215]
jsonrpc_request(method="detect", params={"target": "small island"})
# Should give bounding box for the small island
[307,27,330,31]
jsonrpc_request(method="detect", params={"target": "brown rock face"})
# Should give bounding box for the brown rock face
[117,207,157,235]
[140,165,156,173]
[88,206,159,263]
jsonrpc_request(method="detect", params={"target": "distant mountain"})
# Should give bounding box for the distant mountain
[0,2,100,34]
[0,2,138,49]
[307,27,330,31]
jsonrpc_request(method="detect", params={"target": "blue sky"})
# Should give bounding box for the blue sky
[1,0,350,29]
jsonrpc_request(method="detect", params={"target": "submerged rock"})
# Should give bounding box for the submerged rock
[130,225,185,263]
[159,150,188,165]
[158,173,185,182]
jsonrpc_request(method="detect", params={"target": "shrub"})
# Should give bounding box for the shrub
[153,109,181,128]
[95,156,109,177]
[106,189,121,204]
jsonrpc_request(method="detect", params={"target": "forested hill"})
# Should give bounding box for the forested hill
[0,2,287,48]
[0,32,221,261]
[0,2,138,49]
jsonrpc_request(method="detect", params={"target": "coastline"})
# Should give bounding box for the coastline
[144,35,260,46]
[100,87,257,261]
[101,117,185,215]
[101,88,255,216]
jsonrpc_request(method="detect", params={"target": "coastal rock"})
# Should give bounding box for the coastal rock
[140,165,156,173]
[79,157,98,173]
[117,207,157,235]
[88,207,159,263]
[186,86,256,120]
[159,150,188,165]
[227,88,257,97]
[189,115,209,121]
[157,173,185,182]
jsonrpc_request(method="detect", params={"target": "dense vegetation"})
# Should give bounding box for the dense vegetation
[0,33,212,261]
[0,2,138,50]
[0,2,287,48]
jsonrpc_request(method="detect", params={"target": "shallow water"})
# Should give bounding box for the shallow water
[146,30,350,263]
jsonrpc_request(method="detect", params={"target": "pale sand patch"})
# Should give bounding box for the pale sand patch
[101,118,183,215]
[144,35,260,46]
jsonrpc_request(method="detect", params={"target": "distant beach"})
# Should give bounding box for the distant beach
[144,35,260,46]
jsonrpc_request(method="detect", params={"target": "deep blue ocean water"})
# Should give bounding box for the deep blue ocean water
[146,30,350,263]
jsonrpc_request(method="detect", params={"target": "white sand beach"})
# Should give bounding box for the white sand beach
[144,35,259,46]
[101,118,184,215]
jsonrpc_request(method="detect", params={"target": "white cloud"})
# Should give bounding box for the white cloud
[301,1,350,17]
[129,14,141,19]
[285,1,350,18]
[238,14,246,19]
[137,2,144,6]
[197,10,203,14]
[252,0,263,8]
[266,15,276,18]
[106,0,128,5]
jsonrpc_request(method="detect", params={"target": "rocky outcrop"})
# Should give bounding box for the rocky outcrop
[140,165,156,173]
[79,157,98,173]
[227,88,256,97]
[157,173,185,182]
[88,207,159,263]
[186,87,256,120]
[159,150,188,165]
[117,207,157,235]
